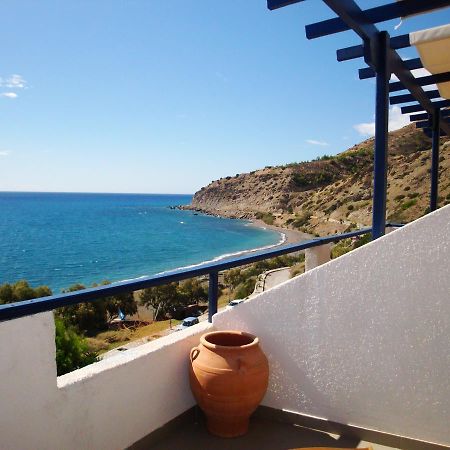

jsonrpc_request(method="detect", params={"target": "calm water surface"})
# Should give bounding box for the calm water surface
[0,192,282,292]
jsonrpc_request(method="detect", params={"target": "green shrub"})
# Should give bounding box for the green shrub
[292,173,309,187]
[314,154,333,161]
[331,239,352,258]
[353,233,372,248]
[394,194,405,202]
[57,282,137,335]
[255,212,275,225]
[234,278,256,299]
[55,317,98,376]
[331,233,372,259]
[401,199,417,210]
[316,172,333,184]
[344,223,357,232]
[291,211,312,229]
[347,204,354,211]
[292,171,333,189]
[290,263,304,278]
[0,280,52,304]
[407,192,419,199]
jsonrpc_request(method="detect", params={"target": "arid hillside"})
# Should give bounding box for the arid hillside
[191,124,450,235]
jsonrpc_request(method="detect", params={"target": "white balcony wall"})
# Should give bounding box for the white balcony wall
[0,313,212,450]
[1,205,449,449]
[214,205,450,446]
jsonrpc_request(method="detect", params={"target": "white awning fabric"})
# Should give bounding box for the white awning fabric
[410,24,450,100]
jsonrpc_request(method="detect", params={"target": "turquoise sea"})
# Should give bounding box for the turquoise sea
[0,192,282,293]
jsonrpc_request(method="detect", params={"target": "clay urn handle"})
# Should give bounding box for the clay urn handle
[190,347,200,362]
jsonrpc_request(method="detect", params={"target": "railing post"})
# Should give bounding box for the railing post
[430,108,440,212]
[208,271,219,322]
[372,31,390,240]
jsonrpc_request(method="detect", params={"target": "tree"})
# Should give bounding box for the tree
[0,283,14,304]
[224,269,243,299]
[139,283,180,320]
[11,280,36,301]
[178,278,208,305]
[54,317,98,376]
[105,291,137,321]
[96,281,138,323]
[234,277,256,300]
[57,281,138,334]
[58,284,108,335]
[0,280,52,304]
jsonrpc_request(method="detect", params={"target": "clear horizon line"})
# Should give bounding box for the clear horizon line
[0,190,194,196]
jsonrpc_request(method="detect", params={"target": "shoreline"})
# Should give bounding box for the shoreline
[181,204,314,246]
[180,204,311,247]
[151,214,311,278]
[249,218,312,246]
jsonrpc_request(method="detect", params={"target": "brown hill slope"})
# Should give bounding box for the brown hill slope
[191,124,450,236]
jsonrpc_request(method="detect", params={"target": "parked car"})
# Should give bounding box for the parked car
[173,316,200,331]
[226,299,245,309]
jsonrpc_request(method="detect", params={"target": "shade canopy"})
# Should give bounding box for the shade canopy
[410,24,450,100]
[267,0,450,132]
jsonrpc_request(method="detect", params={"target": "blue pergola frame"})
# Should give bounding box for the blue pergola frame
[268,0,450,237]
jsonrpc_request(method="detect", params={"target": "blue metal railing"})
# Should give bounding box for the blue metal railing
[0,225,402,323]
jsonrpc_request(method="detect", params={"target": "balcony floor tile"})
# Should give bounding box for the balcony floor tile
[146,413,386,450]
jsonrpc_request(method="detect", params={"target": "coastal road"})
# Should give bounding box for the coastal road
[263,268,291,291]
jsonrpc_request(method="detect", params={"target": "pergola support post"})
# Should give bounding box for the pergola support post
[372,31,390,240]
[430,108,441,212]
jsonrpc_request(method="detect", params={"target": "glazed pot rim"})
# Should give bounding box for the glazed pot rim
[200,330,259,350]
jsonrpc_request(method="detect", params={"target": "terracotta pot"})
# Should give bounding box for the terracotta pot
[189,330,269,438]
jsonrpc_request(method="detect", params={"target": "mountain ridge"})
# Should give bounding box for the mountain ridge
[190,124,450,236]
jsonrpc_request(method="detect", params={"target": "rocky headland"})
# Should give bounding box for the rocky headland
[187,124,450,236]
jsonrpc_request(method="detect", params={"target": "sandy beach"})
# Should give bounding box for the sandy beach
[250,219,312,246]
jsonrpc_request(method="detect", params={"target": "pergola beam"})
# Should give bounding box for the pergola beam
[306,1,450,39]
[390,89,441,105]
[267,0,304,10]
[390,71,450,92]
[318,2,450,135]
[410,109,450,122]
[267,0,450,234]
[337,34,409,61]
[318,0,379,44]
[320,0,450,233]
[360,58,423,80]
[423,128,448,138]
[391,53,450,135]
[415,120,431,128]
[401,99,450,114]
[416,117,450,128]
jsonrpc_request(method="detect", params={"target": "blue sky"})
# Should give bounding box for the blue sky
[1,1,448,194]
